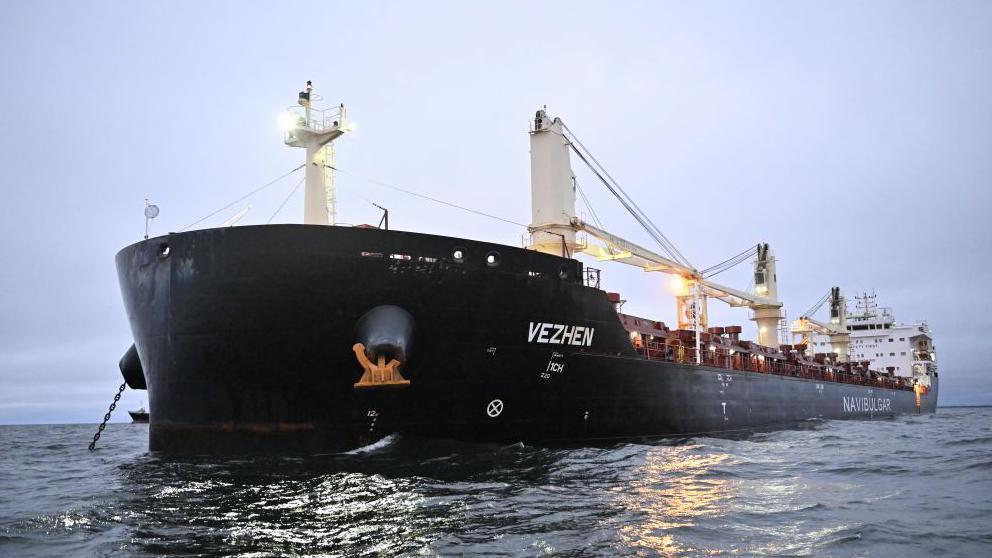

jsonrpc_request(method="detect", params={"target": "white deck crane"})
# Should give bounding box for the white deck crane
[791,286,851,362]
[527,109,785,358]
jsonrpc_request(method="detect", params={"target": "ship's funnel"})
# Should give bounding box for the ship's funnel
[355,305,415,364]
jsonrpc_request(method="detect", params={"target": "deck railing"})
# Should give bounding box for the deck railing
[285,103,347,132]
[633,340,912,391]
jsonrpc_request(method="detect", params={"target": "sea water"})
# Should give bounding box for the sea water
[1,408,989,557]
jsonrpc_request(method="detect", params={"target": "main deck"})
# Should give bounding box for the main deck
[617,313,923,394]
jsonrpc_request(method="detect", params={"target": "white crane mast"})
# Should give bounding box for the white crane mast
[750,243,784,348]
[529,109,579,257]
[792,287,850,362]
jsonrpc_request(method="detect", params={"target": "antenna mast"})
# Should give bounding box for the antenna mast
[143,199,159,239]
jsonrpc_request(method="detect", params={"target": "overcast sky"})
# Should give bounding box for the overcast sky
[1,1,990,424]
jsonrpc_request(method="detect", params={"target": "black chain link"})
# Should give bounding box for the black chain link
[88,382,127,451]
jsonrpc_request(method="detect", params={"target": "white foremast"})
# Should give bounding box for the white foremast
[283,98,349,225]
[527,108,784,349]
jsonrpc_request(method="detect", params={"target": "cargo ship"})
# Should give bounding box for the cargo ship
[114,94,937,453]
[128,403,149,423]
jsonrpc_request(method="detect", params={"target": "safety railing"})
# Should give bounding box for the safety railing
[285,103,347,133]
[634,340,912,391]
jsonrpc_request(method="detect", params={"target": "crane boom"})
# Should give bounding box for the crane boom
[575,218,780,309]
[698,279,779,309]
[793,316,845,335]
[573,218,697,277]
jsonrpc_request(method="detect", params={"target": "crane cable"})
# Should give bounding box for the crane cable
[700,244,759,278]
[564,131,686,265]
[575,180,605,229]
[801,290,832,319]
[560,121,693,269]
[566,140,690,267]
[702,251,755,278]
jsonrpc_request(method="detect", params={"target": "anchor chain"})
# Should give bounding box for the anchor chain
[88,381,127,451]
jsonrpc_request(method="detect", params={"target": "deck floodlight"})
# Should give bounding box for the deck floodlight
[279,111,300,131]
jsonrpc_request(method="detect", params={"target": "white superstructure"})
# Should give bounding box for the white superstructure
[810,293,938,386]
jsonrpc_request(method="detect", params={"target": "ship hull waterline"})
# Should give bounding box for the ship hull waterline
[116,225,937,454]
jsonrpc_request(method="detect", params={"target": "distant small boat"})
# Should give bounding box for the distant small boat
[128,405,149,423]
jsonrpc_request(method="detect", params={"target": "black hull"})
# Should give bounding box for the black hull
[128,411,149,423]
[117,225,937,453]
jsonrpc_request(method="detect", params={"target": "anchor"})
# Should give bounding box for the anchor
[352,343,410,389]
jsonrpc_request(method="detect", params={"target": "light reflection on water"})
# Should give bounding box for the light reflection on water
[2,409,991,556]
[615,445,733,556]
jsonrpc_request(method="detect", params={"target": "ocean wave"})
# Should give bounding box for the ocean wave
[2,409,991,557]
[942,435,992,447]
[819,464,911,475]
[344,433,399,454]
